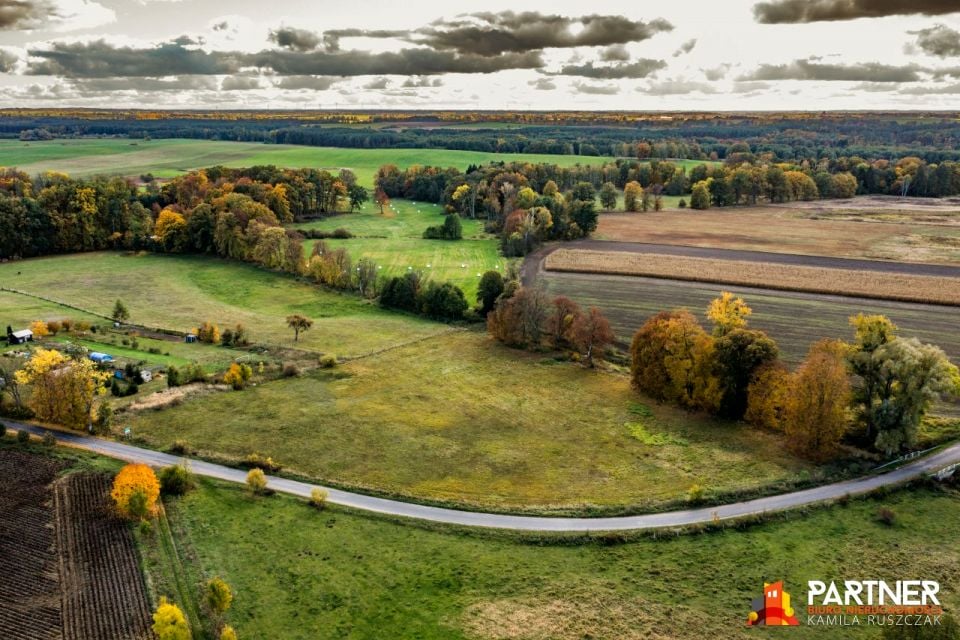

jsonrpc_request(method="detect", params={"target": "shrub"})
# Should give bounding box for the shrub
[876,507,897,526]
[282,363,300,378]
[687,483,706,504]
[310,487,329,510]
[111,463,161,519]
[168,439,191,455]
[319,354,338,368]
[419,281,468,321]
[16,429,29,444]
[246,468,267,494]
[159,463,196,496]
[152,597,190,640]
[678,198,687,209]
[423,213,463,240]
[243,453,282,472]
[220,626,238,640]
[224,362,253,390]
[204,577,233,616]
[41,431,56,447]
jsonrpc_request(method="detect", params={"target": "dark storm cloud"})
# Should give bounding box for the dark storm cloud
[221,75,262,91]
[600,44,629,62]
[243,48,544,76]
[415,12,672,56]
[26,40,543,77]
[910,24,960,58]
[740,59,923,82]
[571,80,619,95]
[753,0,960,24]
[269,27,322,52]
[0,0,53,29]
[273,75,338,90]
[672,39,697,57]
[0,48,18,72]
[555,58,666,79]
[27,40,241,77]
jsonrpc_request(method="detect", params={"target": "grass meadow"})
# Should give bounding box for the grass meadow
[0,252,442,357]
[143,474,960,640]
[297,199,510,300]
[125,330,815,511]
[0,138,613,187]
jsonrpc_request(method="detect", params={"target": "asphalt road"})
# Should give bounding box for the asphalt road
[8,420,959,532]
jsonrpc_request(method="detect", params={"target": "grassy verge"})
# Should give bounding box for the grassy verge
[147,475,960,639]
[545,248,960,306]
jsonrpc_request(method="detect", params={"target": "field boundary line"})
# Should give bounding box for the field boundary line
[345,326,467,362]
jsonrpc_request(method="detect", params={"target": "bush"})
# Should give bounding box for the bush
[168,439,191,455]
[246,468,267,495]
[204,577,233,616]
[243,452,282,472]
[111,463,161,520]
[159,463,196,496]
[310,487,329,510]
[16,429,29,444]
[220,626,238,640]
[319,354,338,368]
[224,362,253,390]
[419,281,468,321]
[152,597,190,640]
[423,213,463,240]
[678,198,687,209]
[282,363,300,378]
[41,431,56,447]
[876,507,897,526]
[686,483,706,504]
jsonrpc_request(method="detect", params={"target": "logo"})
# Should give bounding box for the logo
[747,581,800,626]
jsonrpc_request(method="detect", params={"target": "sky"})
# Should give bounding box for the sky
[1,0,960,110]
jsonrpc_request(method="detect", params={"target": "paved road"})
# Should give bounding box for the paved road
[8,420,959,532]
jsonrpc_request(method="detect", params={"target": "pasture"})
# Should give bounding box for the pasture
[125,330,816,512]
[0,138,612,187]
[537,269,960,363]
[0,252,443,358]
[297,199,509,300]
[148,474,960,639]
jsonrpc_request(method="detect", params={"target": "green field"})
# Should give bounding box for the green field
[0,253,442,358]
[0,139,615,187]
[125,330,815,511]
[297,199,509,300]
[144,475,960,640]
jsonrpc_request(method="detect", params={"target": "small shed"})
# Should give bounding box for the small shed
[185,334,198,343]
[7,329,33,345]
[140,370,153,383]
[89,352,114,364]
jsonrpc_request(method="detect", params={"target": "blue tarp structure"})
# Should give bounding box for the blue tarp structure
[89,352,114,364]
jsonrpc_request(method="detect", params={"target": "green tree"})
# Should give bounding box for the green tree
[112,299,130,323]
[477,270,505,315]
[690,180,711,210]
[286,314,313,342]
[598,182,618,210]
[623,181,643,212]
[713,328,780,419]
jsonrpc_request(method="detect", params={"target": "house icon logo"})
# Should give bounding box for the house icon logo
[747,581,800,626]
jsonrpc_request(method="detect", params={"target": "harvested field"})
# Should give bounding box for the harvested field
[55,473,152,640]
[0,450,151,640]
[0,451,65,640]
[545,248,960,306]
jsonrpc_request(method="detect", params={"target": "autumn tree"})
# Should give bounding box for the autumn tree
[155,208,188,252]
[112,299,130,323]
[745,362,792,431]
[487,287,549,349]
[623,181,643,212]
[784,339,852,461]
[690,180,711,210]
[548,295,582,349]
[286,314,313,342]
[220,626,238,640]
[204,577,233,620]
[599,182,618,211]
[374,187,390,215]
[713,328,780,419]
[223,363,253,390]
[14,348,109,430]
[571,307,614,367]
[29,320,49,339]
[477,270,505,315]
[196,321,221,344]
[246,468,268,494]
[152,597,190,640]
[706,291,752,337]
[111,463,160,520]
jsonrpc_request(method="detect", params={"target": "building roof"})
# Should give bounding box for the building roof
[11,330,32,338]
[89,352,113,361]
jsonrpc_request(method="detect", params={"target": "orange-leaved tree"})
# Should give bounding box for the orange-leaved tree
[111,463,160,520]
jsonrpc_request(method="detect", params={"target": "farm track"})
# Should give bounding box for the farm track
[0,451,65,640]
[55,473,152,640]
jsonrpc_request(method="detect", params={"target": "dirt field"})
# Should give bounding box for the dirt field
[545,248,960,305]
[0,450,151,640]
[596,197,960,264]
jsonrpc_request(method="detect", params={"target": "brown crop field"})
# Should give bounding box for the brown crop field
[0,450,151,640]
[545,249,960,306]
[595,199,960,264]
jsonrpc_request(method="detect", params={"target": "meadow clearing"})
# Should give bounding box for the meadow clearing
[544,248,960,305]
[0,252,442,357]
[125,330,816,512]
[0,138,611,187]
[297,199,510,300]
[144,474,960,640]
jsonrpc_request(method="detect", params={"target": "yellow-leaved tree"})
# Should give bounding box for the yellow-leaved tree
[152,597,191,640]
[14,348,109,430]
[706,291,752,336]
[111,463,161,520]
